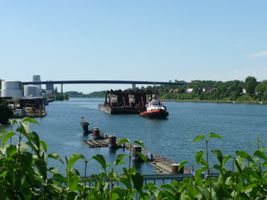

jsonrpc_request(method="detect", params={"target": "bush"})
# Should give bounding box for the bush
[0,119,151,199]
[54,94,69,101]
[0,99,13,125]
[236,94,256,103]
[1,119,267,199]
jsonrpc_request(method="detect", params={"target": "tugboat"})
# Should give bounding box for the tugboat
[139,99,169,119]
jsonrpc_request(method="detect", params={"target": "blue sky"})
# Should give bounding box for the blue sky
[0,0,267,92]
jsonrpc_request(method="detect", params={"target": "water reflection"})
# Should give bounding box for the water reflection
[132,161,142,171]
[109,147,119,154]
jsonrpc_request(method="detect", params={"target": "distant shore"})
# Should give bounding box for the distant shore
[68,96,267,105]
[162,98,267,105]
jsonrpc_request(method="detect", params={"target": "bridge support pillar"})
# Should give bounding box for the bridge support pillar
[61,84,63,94]
[132,83,136,90]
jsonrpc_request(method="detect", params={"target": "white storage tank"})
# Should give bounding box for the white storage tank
[24,85,41,97]
[1,80,23,100]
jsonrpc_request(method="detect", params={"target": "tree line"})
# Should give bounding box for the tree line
[159,76,267,103]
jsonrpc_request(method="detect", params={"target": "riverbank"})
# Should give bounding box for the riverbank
[161,98,267,105]
[67,96,267,105]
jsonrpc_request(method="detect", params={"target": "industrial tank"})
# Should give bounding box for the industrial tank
[1,80,23,100]
[24,85,41,97]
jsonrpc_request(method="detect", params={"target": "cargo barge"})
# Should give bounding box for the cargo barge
[98,104,138,114]
[98,89,159,114]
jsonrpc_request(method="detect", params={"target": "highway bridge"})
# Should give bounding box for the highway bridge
[22,80,186,93]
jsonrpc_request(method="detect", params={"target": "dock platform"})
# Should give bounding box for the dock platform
[83,139,109,148]
[82,136,191,175]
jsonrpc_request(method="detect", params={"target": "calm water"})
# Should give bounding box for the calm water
[28,98,267,174]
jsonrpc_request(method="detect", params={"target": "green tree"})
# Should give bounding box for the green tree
[255,80,267,101]
[244,76,258,96]
[226,80,242,100]
[0,99,13,124]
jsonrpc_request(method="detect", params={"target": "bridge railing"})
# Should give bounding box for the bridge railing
[86,172,219,187]
[22,80,186,86]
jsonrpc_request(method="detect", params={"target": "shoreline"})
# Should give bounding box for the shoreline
[67,96,267,105]
[162,99,267,105]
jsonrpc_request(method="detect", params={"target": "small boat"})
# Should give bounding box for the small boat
[139,99,169,119]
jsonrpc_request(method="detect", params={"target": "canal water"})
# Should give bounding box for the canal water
[29,98,267,175]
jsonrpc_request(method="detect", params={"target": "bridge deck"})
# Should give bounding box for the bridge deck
[22,80,186,86]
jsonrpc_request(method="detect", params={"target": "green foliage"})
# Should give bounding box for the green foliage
[66,153,85,170]
[236,94,255,103]
[192,134,205,144]
[0,99,13,125]
[244,76,258,96]
[1,120,267,199]
[158,77,267,103]
[0,122,156,199]
[92,154,108,171]
[255,80,267,101]
[134,140,145,148]
[86,91,106,98]
[114,154,127,166]
[54,94,69,101]
[208,132,223,139]
[118,138,130,145]
[64,90,106,98]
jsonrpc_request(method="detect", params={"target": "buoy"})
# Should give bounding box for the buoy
[171,164,179,174]
[108,135,117,148]
[93,128,100,139]
[82,122,89,136]
[171,163,184,174]
[146,152,153,161]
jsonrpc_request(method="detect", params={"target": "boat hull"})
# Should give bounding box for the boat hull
[98,104,138,114]
[140,109,169,119]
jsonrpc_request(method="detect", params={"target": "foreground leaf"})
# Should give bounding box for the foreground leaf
[132,172,143,192]
[196,151,204,163]
[92,154,107,171]
[134,140,145,148]
[22,117,39,125]
[2,131,15,145]
[67,153,85,170]
[118,138,130,145]
[114,154,127,166]
[192,134,205,144]
[208,132,222,139]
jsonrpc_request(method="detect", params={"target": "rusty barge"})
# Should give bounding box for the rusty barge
[98,89,160,114]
